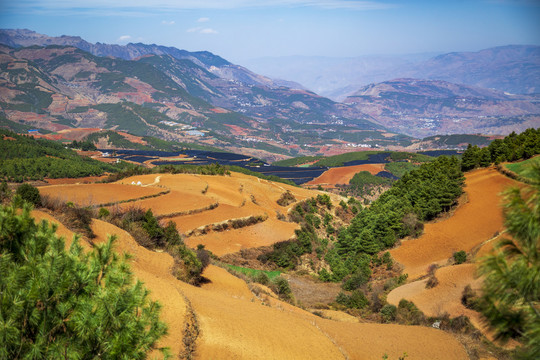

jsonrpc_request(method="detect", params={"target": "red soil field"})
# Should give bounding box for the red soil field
[185,218,299,256]
[117,190,216,216]
[39,183,164,206]
[387,264,483,326]
[306,163,386,188]
[171,203,266,235]
[45,175,109,185]
[390,167,518,280]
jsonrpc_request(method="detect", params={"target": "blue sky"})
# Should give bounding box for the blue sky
[0,0,539,63]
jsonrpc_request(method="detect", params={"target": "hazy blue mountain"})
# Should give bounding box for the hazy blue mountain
[242,46,540,100]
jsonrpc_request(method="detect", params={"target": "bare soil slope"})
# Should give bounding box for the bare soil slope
[387,264,483,327]
[306,164,386,188]
[39,183,164,206]
[118,172,327,255]
[390,167,517,279]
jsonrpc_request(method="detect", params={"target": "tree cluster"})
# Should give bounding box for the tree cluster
[0,129,119,181]
[461,128,540,171]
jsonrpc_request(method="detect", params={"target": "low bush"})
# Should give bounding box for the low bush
[16,183,41,206]
[453,250,467,264]
[336,290,369,309]
[380,304,397,323]
[271,276,294,302]
[277,190,296,206]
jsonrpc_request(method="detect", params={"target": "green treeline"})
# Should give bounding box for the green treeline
[0,129,121,181]
[461,128,540,171]
[312,151,433,168]
[326,156,463,280]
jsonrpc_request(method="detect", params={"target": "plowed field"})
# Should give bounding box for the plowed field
[39,183,164,206]
[390,167,517,279]
[185,218,299,256]
[387,264,483,326]
[305,164,386,188]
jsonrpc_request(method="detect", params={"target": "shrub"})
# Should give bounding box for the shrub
[254,272,270,285]
[15,183,41,206]
[98,207,110,218]
[453,250,467,264]
[461,285,478,309]
[64,206,96,239]
[336,290,369,309]
[396,299,426,325]
[271,276,294,301]
[277,190,296,206]
[380,304,397,323]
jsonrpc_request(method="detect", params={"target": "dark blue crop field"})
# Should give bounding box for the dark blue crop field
[418,150,462,157]
[375,171,399,180]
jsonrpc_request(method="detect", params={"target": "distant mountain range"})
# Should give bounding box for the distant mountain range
[0,29,538,156]
[243,45,540,101]
[343,78,540,138]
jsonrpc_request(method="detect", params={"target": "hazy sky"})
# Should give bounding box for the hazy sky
[1,0,539,63]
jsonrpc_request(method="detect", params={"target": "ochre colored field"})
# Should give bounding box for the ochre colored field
[117,190,216,216]
[120,172,329,255]
[45,175,109,185]
[171,203,266,235]
[305,163,386,188]
[313,319,469,360]
[390,167,517,279]
[185,218,299,256]
[39,183,164,206]
[387,264,483,326]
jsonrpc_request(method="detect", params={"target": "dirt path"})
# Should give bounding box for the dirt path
[390,167,517,280]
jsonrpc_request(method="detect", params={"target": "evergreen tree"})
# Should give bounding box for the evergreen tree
[0,202,169,359]
[478,164,540,359]
[461,144,480,171]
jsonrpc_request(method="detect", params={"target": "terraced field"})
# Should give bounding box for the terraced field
[39,183,165,206]
[30,169,477,359]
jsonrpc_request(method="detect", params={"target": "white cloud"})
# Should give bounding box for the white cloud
[161,20,175,25]
[197,17,210,22]
[200,28,218,34]
[187,27,218,34]
[117,35,132,42]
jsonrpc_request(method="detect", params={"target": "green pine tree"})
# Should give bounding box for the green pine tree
[478,164,540,359]
[0,201,169,359]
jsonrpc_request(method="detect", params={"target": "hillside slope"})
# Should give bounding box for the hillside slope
[343,78,540,137]
[31,172,471,359]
